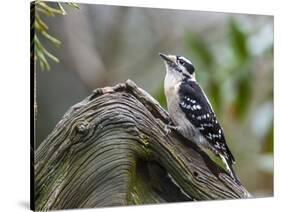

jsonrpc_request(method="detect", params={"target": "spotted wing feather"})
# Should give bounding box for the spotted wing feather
[178,81,235,164]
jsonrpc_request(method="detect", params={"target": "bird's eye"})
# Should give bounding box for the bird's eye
[179,60,185,65]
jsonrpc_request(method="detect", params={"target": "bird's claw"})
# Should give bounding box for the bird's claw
[164,124,183,137]
[164,124,172,136]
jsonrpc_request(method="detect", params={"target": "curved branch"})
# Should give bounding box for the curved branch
[35,80,251,210]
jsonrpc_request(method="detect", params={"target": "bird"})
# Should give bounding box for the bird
[159,52,237,180]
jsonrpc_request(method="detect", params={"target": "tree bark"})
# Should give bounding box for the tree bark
[34,79,251,210]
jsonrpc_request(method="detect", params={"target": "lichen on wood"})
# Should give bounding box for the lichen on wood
[34,80,251,210]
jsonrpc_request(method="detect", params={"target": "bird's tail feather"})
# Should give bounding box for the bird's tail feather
[220,155,240,184]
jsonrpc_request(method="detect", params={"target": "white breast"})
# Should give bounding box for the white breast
[164,73,180,114]
[164,74,187,128]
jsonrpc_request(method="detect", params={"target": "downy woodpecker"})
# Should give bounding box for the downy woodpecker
[159,53,237,180]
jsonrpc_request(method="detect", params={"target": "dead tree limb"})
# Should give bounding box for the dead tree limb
[34,80,251,210]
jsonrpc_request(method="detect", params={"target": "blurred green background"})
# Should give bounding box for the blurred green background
[34,2,273,197]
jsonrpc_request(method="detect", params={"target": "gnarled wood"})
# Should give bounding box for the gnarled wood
[34,79,251,210]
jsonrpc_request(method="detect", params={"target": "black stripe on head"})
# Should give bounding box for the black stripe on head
[176,56,195,75]
[174,66,190,79]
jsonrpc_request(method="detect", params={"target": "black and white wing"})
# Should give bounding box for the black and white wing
[178,80,235,164]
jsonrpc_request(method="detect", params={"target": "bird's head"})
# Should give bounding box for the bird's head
[159,53,195,81]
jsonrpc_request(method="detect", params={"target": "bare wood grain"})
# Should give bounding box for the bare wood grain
[35,80,251,210]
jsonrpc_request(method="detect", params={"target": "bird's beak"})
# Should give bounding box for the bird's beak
[159,53,176,66]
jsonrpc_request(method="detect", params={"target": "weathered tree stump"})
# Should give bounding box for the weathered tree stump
[34,80,251,210]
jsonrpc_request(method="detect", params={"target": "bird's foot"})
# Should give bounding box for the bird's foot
[164,124,182,136]
[164,124,172,135]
